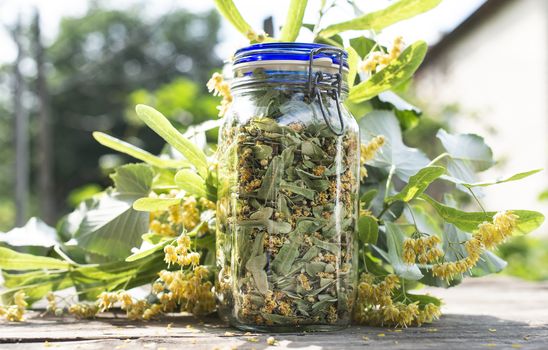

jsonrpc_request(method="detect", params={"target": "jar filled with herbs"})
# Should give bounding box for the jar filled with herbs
[216,43,360,332]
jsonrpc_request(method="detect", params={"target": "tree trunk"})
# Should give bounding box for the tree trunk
[32,10,55,224]
[12,17,29,226]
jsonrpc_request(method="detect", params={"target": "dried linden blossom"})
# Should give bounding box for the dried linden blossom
[216,113,359,326]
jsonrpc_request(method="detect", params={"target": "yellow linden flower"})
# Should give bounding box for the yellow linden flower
[402,239,416,265]
[361,136,386,164]
[207,72,233,117]
[389,36,405,60]
[163,245,178,266]
[14,291,27,309]
[46,292,57,314]
[432,210,520,281]
[465,238,482,261]
[402,236,443,265]
[117,291,134,310]
[199,198,216,210]
[188,252,201,266]
[149,219,162,234]
[68,303,99,319]
[177,234,191,248]
[382,304,400,323]
[360,135,385,180]
[181,197,201,229]
[432,262,457,280]
[97,291,118,312]
[266,336,276,346]
[142,304,163,320]
[476,211,518,248]
[5,305,25,322]
[493,210,518,233]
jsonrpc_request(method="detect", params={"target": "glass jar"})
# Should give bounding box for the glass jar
[216,43,360,332]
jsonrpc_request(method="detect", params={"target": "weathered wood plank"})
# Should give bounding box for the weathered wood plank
[0,277,547,349]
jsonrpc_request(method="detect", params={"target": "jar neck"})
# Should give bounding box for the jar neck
[231,63,349,98]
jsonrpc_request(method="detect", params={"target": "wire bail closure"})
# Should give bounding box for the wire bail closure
[306,47,345,136]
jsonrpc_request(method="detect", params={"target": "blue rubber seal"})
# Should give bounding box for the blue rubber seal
[233,42,348,68]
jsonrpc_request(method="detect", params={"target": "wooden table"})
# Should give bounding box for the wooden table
[1,277,547,349]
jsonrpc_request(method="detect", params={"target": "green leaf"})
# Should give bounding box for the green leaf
[110,163,154,196]
[403,292,442,307]
[319,0,442,37]
[212,0,255,38]
[473,250,507,277]
[0,217,59,248]
[421,194,545,234]
[359,110,430,181]
[383,222,423,280]
[73,164,153,260]
[386,166,445,204]
[360,189,378,207]
[371,91,421,130]
[174,169,217,201]
[346,46,359,88]
[281,182,316,201]
[0,247,70,270]
[135,105,208,178]
[133,197,182,212]
[446,169,542,188]
[93,132,190,169]
[125,239,172,262]
[314,34,344,47]
[436,129,494,193]
[279,0,308,41]
[349,41,428,103]
[271,242,300,275]
[246,253,269,295]
[403,204,441,236]
[257,156,283,200]
[358,216,379,244]
[437,129,494,172]
[349,36,378,58]
[1,271,73,305]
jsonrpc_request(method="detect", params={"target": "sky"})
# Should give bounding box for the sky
[0,0,487,64]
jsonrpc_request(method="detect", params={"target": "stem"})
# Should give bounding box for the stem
[384,164,396,200]
[400,279,408,302]
[406,203,421,235]
[427,152,449,167]
[468,187,486,213]
[378,201,394,219]
[378,166,397,219]
[313,0,337,35]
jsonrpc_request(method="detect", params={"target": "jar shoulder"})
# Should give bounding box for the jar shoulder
[221,91,359,136]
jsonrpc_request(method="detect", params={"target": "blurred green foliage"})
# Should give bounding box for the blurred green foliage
[125,78,220,141]
[0,5,222,227]
[498,237,548,281]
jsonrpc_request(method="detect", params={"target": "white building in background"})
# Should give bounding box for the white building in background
[415,0,548,234]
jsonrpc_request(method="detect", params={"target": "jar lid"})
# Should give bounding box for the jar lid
[233,43,348,71]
